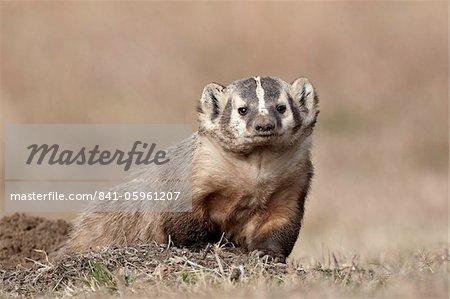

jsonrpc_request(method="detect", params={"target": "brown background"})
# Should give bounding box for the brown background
[1,1,448,260]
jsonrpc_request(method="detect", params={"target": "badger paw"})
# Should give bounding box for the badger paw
[251,249,286,263]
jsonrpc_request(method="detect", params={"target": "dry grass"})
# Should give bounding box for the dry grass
[0,2,448,298]
[1,241,448,298]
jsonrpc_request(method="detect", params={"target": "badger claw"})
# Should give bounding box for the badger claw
[251,249,286,263]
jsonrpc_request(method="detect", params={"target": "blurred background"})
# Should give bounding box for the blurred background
[1,1,448,261]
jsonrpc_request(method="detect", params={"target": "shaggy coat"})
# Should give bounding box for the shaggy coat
[64,76,319,262]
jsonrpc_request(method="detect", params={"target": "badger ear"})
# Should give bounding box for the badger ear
[291,77,319,125]
[197,82,226,126]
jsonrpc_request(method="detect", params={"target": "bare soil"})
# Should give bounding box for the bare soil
[0,213,70,269]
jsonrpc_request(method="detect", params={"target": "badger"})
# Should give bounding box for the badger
[63,76,319,262]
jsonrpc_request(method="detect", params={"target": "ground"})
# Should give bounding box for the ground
[0,214,448,298]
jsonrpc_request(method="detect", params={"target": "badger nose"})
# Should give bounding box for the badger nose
[255,122,275,132]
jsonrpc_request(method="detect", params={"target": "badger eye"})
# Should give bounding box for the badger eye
[276,105,286,114]
[238,107,248,116]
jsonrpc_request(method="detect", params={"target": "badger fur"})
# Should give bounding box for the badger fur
[63,76,319,262]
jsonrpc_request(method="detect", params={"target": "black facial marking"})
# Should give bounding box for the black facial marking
[261,77,281,105]
[288,94,302,132]
[234,78,258,105]
[237,78,257,99]
[276,114,282,129]
[220,99,233,128]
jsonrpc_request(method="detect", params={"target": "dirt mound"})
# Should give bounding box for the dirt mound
[1,242,291,297]
[0,223,448,298]
[0,213,70,269]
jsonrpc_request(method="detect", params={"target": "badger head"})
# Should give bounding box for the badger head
[197,76,319,153]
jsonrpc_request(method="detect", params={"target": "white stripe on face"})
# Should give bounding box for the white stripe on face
[255,76,268,115]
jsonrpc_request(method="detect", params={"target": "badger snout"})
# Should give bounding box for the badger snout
[255,122,275,132]
[253,115,276,135]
